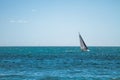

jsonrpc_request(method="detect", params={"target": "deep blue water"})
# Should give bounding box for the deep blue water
[0,46,120,80]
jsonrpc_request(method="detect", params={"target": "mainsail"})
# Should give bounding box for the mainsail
[79,33,88,51]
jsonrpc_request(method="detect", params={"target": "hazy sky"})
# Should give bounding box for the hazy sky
[0,0,120,46]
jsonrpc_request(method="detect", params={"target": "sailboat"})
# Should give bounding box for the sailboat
[79,33,89,51]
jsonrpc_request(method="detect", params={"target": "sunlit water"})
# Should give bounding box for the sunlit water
[0,47,120,80]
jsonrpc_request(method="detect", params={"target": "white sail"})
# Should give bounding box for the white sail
[79,33,89,51]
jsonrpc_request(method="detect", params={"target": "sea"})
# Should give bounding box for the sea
[0,46,120,80]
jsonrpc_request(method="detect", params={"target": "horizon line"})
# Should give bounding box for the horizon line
[0,45,120,47]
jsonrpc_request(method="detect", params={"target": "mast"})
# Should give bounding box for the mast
[79,33,88,51]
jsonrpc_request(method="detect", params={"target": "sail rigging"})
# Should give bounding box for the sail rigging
[79,33,89,51]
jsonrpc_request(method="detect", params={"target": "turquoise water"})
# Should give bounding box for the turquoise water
[0,47,120,80]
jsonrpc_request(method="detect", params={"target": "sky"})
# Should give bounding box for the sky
[0,0,120,46]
